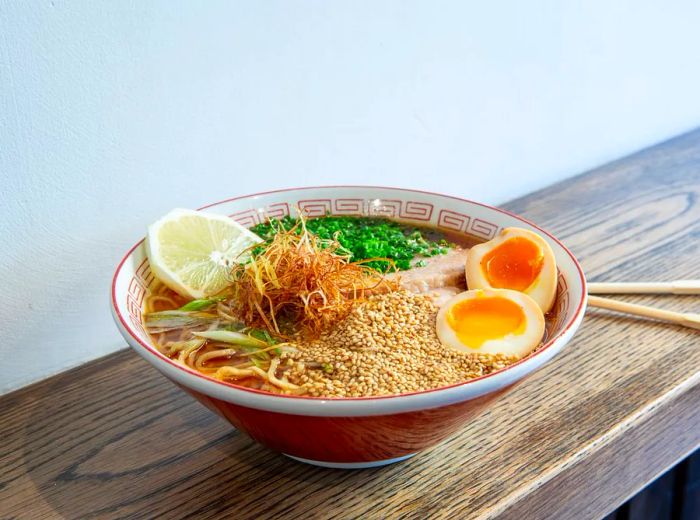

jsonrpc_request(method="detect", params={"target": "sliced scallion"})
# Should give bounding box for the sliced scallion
[145,310,217,332]
[179,297,225,311]
[193,330,268,348]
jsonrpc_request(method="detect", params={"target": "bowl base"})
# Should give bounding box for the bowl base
[285,453,416,469]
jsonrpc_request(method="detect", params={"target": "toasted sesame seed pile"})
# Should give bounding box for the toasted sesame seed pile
[280,291,518,397]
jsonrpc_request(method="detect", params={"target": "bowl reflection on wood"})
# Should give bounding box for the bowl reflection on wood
[111,186,587,468]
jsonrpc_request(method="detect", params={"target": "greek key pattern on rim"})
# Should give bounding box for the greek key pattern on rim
[437,209,471,232]
[229,202,292,227]
[127,258,154,337]
[333,199,365,215]
[401,201,434,221]
[298,199,333,217]
[297,198,435,221]
[230,199,437,223]
[437,209,500,239]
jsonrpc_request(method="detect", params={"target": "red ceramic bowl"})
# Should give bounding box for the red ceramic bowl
[111,186,587,468]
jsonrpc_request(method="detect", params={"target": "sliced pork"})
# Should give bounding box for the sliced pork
[387,248,468,303]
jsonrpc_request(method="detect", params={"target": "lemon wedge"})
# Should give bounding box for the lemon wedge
[146,208,262,299]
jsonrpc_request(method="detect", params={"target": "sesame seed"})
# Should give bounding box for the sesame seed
[280,291,518,398]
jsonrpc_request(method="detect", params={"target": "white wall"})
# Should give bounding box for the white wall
[2,1,700,394]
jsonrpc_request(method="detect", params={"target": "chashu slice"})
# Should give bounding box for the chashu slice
[387,248,469,306]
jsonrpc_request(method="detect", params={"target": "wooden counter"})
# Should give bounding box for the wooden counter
[2,130,700,519]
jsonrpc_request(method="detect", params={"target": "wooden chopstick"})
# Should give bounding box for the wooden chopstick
[587,295,700,330]
[587,280,700,295]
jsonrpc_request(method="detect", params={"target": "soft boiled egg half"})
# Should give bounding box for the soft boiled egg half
[466,227,557,313]
[436,288,544,357]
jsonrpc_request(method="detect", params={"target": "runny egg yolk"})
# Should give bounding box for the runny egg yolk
[445,295,526,349]
[481,237,544,291]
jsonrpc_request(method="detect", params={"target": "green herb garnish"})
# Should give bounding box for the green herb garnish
[248,328,279,345]
[250,215,451,272]
[192,330,267,348]
[179,297,224,311]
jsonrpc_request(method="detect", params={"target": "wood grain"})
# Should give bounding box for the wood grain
[3,130,700,519]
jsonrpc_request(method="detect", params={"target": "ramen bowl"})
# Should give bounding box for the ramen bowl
[111,186,586,468]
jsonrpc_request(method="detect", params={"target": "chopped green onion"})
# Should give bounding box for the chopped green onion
[223,321,247,332]
[250,215,452,272]
[179,297,224,311]
[193,330,267,348]
[145,310,217,332]
[248,328,278,345]
[238,344,271,360]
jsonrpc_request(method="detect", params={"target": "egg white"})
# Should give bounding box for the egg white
[436,288,545,358]
[466,227,557,313]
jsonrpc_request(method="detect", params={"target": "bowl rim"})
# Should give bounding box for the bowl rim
[112,185,587,408]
